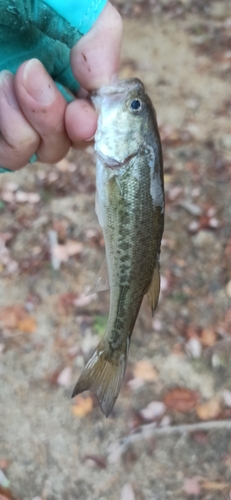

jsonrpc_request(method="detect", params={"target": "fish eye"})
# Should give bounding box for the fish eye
[130,99,142,111]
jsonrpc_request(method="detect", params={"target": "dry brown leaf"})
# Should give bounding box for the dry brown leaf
[200,328,217,347]
[196,398,221,420]
[201,480,230,491]
[71,395,93,417]
[57,293,77,315]
[164,387,199,413]
[133,360,158,382]
[0,306,36,333]
[17,317,37,334]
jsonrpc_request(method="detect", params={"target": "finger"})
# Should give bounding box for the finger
[71,2,123,91]
[0,71,40,170]
[14,59,70,164]
[65,98,97,143]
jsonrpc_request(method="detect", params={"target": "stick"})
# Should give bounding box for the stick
[48,230,60,270]
[107,420,231,463]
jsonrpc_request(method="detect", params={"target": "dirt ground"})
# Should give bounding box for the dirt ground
[1,1,231,499]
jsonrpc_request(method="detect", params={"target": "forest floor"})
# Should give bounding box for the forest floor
[0,1,231,499]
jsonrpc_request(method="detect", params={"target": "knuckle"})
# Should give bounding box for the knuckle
[38,136,70,164]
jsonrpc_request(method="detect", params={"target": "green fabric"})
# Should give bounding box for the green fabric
[0,0,107,95]
[0,0,107,173]
[0,167,12,173]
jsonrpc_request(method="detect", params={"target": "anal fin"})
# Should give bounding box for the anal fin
[147,259,160,316]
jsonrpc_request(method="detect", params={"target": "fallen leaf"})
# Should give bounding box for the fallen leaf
[74,293,97,308]
[3,182,18,192]
[201,480,229,492]
[57,293,78,315]
[120,483,135,500]
[65,240,83,257]
[48,368,63,386]
[57,367,72,388]
[17,317,37,333]
[168,185,183,201]
[56,159,76,172]
[183,477,201,496]
[128,378,145,391]
[0,306,36,333]
[133,360,158,382]
[164,388,199,413]
[188,220,200,233]
[185,337,202,358]
[196,398,221,420]
[51,240,83,263]
[51,244,69,263]
[27,193,40,204]
[223,390,231,408]
[200,328,217,347]
[84,455,107,469]
[15,191,40,203]
[160,415,171,427]
[140,401,166,421]
[72,395,93,417]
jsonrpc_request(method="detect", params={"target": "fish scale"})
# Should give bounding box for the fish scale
[72,78,164,417]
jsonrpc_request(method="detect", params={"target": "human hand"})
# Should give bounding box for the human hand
[0,2,122,171]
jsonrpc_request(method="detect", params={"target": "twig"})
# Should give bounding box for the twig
[48,230,60,270]
[107,420,231,463]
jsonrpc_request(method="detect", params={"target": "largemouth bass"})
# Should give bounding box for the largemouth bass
[72,78,164,417]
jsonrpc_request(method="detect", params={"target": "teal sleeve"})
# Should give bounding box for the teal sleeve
[0,0,107,173]
[0,0,107,95]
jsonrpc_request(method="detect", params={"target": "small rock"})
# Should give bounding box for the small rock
[185,337,202,358]
[179,201,202,215]
[192,230,216,248]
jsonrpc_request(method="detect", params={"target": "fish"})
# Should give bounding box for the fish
[72,78,164,417]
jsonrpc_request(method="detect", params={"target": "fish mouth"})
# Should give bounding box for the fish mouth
[95,149,139,170]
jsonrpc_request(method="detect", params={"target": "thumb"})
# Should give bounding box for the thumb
[70,2,123,91]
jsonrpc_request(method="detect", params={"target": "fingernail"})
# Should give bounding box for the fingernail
[23,59,56,104]
[86,135,95,142]
[0,70,20,109]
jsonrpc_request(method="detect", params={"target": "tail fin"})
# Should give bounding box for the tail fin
[71,338,128,417]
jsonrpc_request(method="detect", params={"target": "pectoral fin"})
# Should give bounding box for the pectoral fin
[147,260,160,316]
[86,257,109,296]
